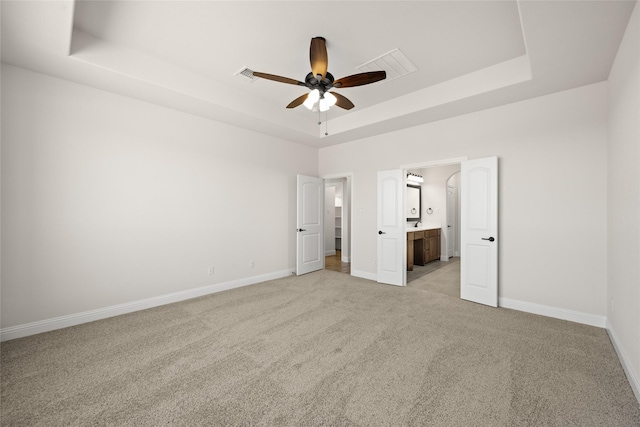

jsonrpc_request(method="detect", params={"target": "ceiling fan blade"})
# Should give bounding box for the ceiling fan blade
[331,92,355,110]
[286,93,309,109]
[333,71,387,88]
[310,37,328,80]
[252,72,305,86]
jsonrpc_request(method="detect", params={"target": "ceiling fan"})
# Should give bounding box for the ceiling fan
[252,37,386,111]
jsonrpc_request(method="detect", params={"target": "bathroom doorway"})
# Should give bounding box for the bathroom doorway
[376,156,497,304]
[323,174,352,275]
[404,163,461,297]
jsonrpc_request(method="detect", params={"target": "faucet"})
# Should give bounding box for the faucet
[415,221,421,228]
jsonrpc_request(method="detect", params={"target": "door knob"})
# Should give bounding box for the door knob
[297,228,306,232]
[378,230,386,234]
[481,237,495,242]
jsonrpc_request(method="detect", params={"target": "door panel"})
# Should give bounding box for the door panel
[380,238,398,272]
[461,157,498,306]
[467,244,489,288]
[296,175,324,275]
[377,169,404,286]
[468,168,490,229]
[302,234,320,263]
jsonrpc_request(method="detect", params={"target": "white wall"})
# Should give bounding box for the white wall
[607,1,640,402]
[421,164,461,258]
[421,164,460,227]
[320,81,608,319]
[1,64,318,329]
[451,172,462,256]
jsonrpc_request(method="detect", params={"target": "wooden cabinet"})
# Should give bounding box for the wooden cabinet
[407,232,415,271]
[406,228,440,271]
[424,229,441,263]
[413,231,425,266]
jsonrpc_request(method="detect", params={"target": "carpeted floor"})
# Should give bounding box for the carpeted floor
[2,270,639,426]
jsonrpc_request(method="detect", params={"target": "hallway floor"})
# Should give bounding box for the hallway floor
[325,250,350,274]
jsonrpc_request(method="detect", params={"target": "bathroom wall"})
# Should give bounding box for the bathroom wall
[421,165,461,227]
[449,172,462,257]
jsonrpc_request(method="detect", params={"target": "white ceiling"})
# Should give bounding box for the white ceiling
[1,1,636,148]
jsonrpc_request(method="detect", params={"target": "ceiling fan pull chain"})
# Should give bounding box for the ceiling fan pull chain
[325,111,329,136]
[318,108,322,126]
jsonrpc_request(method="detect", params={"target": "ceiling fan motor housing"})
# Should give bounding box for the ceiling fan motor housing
[305,72,335,95]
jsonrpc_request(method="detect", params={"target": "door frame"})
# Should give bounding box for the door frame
[402,157,467,254]
[321,172,354,270]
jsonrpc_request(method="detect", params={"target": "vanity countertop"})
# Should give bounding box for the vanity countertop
[406,225,441,232]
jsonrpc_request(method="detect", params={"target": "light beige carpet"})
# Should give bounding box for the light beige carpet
[2,270,639,426]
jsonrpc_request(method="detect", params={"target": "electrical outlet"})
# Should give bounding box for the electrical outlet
[208,266,214,276]
[250,260,256,268]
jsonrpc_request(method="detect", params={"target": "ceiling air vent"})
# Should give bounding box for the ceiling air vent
[234,66,257,83]
[356,48,417,82]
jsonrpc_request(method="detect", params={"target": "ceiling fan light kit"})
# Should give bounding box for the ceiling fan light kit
[252,37,386,113]
[320,92,337,111]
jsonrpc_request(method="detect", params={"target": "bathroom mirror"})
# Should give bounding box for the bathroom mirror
[406,184,421,222]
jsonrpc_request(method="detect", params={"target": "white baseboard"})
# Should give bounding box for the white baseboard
[606,319,640,405]
[341,256,351,263]
[351,269,377,281]
[499,297,607,328]
[0,269,294,342]
[325,250,336,256]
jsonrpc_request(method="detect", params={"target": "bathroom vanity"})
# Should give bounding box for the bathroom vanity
[407,226,441,271]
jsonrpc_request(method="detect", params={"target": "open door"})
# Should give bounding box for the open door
[460,157,498,307]
[296,175,324,275]
[377,169,405,286]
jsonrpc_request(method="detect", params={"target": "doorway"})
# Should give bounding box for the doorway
[376,156,498,306]
[323,175,352,275]
[405,164,461,297]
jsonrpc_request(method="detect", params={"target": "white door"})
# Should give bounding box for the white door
[460,157,498,307]
[377,169,405,286]
[296,175,324,275]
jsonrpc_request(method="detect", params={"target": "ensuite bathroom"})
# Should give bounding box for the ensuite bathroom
[405,164,462,294]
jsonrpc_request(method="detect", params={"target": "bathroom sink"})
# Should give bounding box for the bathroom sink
[406,224,441,232]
